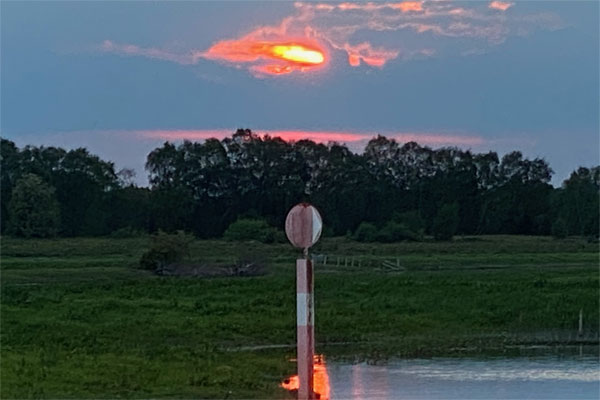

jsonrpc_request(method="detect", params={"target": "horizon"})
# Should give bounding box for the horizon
[3,128,592,188]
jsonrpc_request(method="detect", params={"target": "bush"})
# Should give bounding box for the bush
[393,211,425,235]
[377,221,420,242]
[551,218,568,239]
[7,173,60,238]
[223,218,279,243]
[432,203,459,241]
[353,222,378,242]
[139,231,194,270]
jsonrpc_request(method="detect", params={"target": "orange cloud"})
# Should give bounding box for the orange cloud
[389,2,424,12]
[489,1,514,11]
[203,38,326,75]
[344,42,399,67]
[98,0,560,77]
[196,1,424,74]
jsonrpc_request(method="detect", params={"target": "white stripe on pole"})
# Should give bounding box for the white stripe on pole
[297,293,314,326]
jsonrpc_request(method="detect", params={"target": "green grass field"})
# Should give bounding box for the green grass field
[1,235,598,398]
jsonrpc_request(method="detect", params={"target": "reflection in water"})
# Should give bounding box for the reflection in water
[329,355,600,400]
[351,363,363,398]
[281,353,599,399]
[350,362,391,399]
[281,355,331,399]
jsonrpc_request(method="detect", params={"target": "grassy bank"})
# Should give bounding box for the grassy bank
[1,235,598,398]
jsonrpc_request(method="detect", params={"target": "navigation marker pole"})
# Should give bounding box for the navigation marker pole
[285,203,323,400]
[296,256,314,399]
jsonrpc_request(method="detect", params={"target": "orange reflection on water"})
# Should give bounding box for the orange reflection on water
[281,355,330,400]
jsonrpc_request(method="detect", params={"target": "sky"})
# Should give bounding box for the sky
[1,0,598,186]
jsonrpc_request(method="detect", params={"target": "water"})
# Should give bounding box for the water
[326,354,600,399]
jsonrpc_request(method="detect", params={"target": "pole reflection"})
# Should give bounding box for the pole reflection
[281,354,330,399]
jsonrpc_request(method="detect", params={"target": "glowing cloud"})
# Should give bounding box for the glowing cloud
[203,38,326,75]
[390,1,423,12]
[99,0,561,77]
[489,1,514,11]
[344,42,399,67]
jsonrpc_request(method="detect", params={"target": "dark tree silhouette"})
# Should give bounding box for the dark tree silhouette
[2,131,597,240]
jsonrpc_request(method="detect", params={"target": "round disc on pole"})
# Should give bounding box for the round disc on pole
[285,203,322,249]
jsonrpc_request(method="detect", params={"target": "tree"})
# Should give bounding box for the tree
[5,132,589,240]
[432,203,459,241]
[551,218,568,239]
[353,222,378,242]
[7,174,60,237]
[106,186,152,233]
[478,152,554,234]
[53,148,119,236]
[1,138,21,233]
[1,141,119,236]
[554,166,600,236]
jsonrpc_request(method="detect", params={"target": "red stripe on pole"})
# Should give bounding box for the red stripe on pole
[297,325,314,399]
[296,259,313,294]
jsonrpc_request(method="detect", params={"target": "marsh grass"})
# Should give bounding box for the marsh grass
[1,235,598,398]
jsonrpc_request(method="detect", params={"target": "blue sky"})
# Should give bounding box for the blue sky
[1,1,598,185]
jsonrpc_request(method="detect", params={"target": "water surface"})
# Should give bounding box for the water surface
[327,354,599,399]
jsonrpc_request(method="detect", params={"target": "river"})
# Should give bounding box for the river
[326,352,599,399]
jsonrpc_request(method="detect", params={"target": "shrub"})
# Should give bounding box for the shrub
[394,210,425,234]
[139,231,194,270]
[377,221,419,242]
[551,218,568,239]
[223,218,278,243]
[432,203,459,241]
[353,222,378,242]
[7,173,60,238]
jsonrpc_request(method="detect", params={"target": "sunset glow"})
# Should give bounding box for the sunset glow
[203,39,326,75]
[134,129,485,147]
[97,0,544,77]
[271,45,324,64]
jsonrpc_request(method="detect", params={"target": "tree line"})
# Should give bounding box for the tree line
[1,129,598,240]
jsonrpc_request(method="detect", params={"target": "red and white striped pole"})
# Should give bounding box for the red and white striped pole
[296,257,314,400]
[285,203,323,400]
